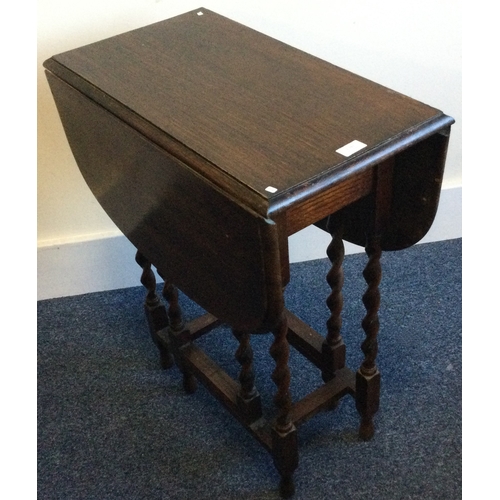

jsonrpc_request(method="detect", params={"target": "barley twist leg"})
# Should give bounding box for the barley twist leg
[356,234,382,440]
[322,217,346,382]
[270,315,298,498]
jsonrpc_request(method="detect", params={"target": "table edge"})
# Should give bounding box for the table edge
[267,113,454,218]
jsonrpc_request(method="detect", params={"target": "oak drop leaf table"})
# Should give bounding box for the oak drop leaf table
[44,8,454,497]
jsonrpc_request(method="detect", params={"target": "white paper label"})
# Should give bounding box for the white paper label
[336,140,367,157]
[265,186,278,193]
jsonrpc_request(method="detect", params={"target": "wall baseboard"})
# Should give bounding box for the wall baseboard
[38,186,461,301]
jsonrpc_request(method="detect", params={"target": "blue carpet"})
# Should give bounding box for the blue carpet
[38,238,461,499]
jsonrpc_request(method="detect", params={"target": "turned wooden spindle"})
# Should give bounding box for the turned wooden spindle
[360,236,382,376]
[135,251,162,309]
[160,280,197,393]
[233,330,258,400]
[162,282,185,332]
[270,316,293,433]
[270,315,298,499]
[356,234,382,440]
[233,330,262,422]
[322,217,347,382]
[135,251,173,369]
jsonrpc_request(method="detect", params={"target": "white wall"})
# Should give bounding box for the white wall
[37,0,461,299]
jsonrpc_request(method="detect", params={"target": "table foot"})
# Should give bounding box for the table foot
[279,475,295,499]
[356,368,380,441]
[272,425,298,499]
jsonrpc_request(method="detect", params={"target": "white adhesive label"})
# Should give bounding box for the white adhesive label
[336,140,367,157]
[265,186,278,193]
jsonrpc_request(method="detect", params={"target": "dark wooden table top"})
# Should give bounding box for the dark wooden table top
[44,8,451,216]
